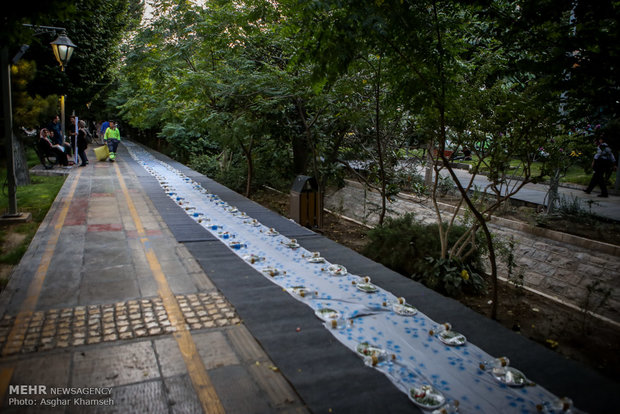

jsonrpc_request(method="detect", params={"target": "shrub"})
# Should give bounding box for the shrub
[363,213,486,296]
[189,146,294,194]
[189,153,246,193]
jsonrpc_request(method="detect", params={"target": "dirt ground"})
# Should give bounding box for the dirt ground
[498,205,620,246]
[250,188,620,383]
[437,194,620,246]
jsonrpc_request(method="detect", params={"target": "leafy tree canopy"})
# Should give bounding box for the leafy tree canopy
[5,0,143,125]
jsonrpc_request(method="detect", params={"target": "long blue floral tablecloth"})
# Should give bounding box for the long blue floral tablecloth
[125,142,579,414]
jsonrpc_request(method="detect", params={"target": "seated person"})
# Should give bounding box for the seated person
[462,147,472,160]
[452,147,472,161]
[39,128,70,167]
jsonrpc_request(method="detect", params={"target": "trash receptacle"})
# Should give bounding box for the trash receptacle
[290,175,323,228]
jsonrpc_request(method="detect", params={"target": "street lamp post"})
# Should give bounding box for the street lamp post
[1,47,19,219]
[50,30,76,138]
[1,25,75,221]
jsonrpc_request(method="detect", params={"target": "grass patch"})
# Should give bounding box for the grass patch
[0,157,66,287]
[459,157,610,187]
[391,148,604,187]
[1,174,66,220]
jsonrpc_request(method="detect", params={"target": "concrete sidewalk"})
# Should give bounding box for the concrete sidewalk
[0,147,307,413]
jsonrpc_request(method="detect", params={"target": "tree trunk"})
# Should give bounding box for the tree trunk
[14,134,30,186]
[546,169,561,214]
[292,99,312,175]
[480,220,499,319]
[245,153,253,197]
[241,137,254,198]
[375,57,386,225]
[424,142,434,187]
[292,133,310,175]
[441,152,500,319]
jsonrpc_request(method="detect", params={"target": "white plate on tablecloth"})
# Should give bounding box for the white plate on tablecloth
[408,385,446,410]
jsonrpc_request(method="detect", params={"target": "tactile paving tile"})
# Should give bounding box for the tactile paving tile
[0,293,240,355]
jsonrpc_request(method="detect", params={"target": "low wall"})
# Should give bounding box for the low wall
[324,181,620,325]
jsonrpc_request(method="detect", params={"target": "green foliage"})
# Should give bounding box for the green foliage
[253,143,296,191]
[0,169,66,268]
[7,0,141,129]
[2,0,76,47]
[563,2,620,126]
[496,236,524,292]
[188,153,220,178]
[189,152,246,194]
[114,0,363,195]
[580,281,613,334]
[363,214,486,297]
[58,0,144,114]
[424,256,486,298]
[188,139,295,194]
[11,60,59,128]
[537,132,592,179]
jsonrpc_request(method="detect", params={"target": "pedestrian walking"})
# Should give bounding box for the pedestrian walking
[104,121,121,162]
[77,120,89,166]
[584,136,616,198]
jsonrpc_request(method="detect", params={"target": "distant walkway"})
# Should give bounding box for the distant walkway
[445,167,620,222]
[348,160,620,221]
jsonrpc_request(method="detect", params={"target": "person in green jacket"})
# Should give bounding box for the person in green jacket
[104,121,121,161]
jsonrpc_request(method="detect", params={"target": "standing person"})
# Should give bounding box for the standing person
[77,120,89,167]
[104,121,121,162]
[99,119,109,141]
[69,115,77,156]
[584,136,616,198]
[48,115,64,146]
[93,120,102,144]
[88,120,98,143]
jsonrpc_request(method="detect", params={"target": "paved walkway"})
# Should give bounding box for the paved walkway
[0,142,617,413]
[444,166,620,222]
[352,160,620,221]
[0,148,307,413]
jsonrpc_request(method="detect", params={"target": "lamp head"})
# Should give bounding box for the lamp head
[50,31,76,68]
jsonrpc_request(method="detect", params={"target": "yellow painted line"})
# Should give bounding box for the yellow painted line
[0,169,82,406]
[114,163,225,414]
[0,367,15,404]
[1,169,83,356]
